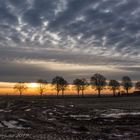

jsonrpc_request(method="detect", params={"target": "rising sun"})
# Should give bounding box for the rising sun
[29,83,38,88]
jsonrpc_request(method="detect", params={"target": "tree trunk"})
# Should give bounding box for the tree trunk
[98,89,101,98]
[118,91,120,96]
[113,90,115,97]
[40,92,43,96]
[62,90,64,97]
[57,91,59,97]
[82,90,84,97]
[77,89,80,96]
[77,90,80,97]
[57,85,59,97]
[20,91,22,96]
[126,89,129,96]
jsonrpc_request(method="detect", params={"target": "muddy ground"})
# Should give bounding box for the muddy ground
[0,95,139,140]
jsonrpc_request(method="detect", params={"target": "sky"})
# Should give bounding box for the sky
[0,0,140,82]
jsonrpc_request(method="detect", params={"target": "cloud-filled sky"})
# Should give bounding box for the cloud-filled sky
[0,0,140,82]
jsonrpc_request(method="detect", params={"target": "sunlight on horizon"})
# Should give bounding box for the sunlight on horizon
[29,83,39,88]
[0,82,135,95]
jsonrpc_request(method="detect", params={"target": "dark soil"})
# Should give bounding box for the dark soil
[0,96,139,140]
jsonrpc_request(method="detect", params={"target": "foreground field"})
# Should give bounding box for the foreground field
[0,95,140,140]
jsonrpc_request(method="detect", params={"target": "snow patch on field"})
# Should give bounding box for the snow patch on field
[70,115,91,120]
[2,120,23,129]
[69,105,74,107]
[0,119,30,129]
[25,109,31,112]
[18,118,28,122]
[101,109,140,118]
[0,109,4,112]
[102,112,140,118]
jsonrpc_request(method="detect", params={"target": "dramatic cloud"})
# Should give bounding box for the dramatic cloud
[0,0,140,82]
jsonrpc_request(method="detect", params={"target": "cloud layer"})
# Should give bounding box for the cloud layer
[0,0,140,82]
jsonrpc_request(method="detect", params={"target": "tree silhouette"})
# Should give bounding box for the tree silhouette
[37,79,47,96]
[52,76,68,97]
[122,76,133,96]
[14,82,28,96]
[73,79,82,96]
[73,78,88,97]
[90,74,106,97]
[108,80,120,96]
[80,78,88,97]
[52,76,61,96]
[60,79,68,97]
[135,81,140,91]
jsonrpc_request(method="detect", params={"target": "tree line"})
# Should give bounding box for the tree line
[13,73,140,97]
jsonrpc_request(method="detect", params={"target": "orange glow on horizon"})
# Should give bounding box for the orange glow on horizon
[28,83,39,88]
[0,82,136,95]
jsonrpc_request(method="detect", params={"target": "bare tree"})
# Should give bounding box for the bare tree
[109,80,120,96]
[80,78,88,97]
[14,82,28,96]
[52,76,68,97]
[90,74,107,97]
[37,79,47,96]
[73,79,82,96]
[122,76,133,96]
[52,76,61,96]
[60,79,68,97]
[135,81,140,91]
[73,78,88,97]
